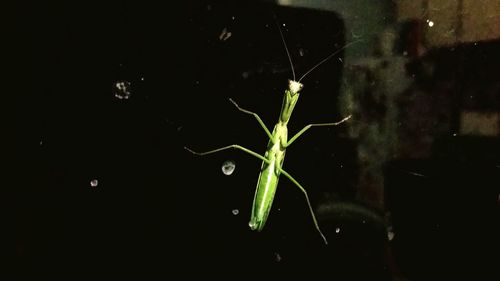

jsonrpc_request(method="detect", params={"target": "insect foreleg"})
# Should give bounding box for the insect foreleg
[285,115,352,147]
[228,98,274,142]
[276,166,328,245]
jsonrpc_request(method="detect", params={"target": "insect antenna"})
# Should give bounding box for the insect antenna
[298,39,363,83]
[274,17,296,81]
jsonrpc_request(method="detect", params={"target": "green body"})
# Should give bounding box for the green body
[185,26,357,243]
[249,80,302,231]
[186,74,350,245]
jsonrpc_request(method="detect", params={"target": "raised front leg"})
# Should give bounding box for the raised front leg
[228,98,274,142]
[285,115,352,147]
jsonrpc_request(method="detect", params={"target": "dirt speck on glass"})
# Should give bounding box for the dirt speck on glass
[113,81,132,100]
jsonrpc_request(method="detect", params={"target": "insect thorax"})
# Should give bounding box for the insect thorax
[279,81,302,124]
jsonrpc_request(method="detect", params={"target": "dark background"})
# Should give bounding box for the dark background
[14,0,500,280]
[15,1,376,280]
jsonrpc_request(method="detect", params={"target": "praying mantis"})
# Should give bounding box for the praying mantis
[185,22,355,245]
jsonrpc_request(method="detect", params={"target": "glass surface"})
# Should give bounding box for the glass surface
[17,0,499,279]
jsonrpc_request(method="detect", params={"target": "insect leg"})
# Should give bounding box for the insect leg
[185,145,269,164]
[228,98,274,142]
[186,145,328,244]
[276,166,328,245]
[285,115,352,147]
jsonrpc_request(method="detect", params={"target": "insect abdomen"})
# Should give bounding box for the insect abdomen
[249,157,280,231]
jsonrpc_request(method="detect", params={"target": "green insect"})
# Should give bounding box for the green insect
[185,24,354,244]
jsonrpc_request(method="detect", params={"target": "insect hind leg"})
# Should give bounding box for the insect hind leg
[275,166,328,245]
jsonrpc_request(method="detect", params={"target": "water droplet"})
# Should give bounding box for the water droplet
[387,226,395,241]
[427,20,434,27]
[219,27,232,41]
[335,227,340,234]
[231,16,235,20]
[221,160,236,175]
[90,179,98,187]
[113,81,132,100]
[274,252,282,262]
[282,23,286,27]
[140,77,145,81]
[388,231,395,241]
[232,209,239,215]
[299,48,305,57]
[452,133,457,137]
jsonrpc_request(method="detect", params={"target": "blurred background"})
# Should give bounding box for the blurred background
[15,0,499,280]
